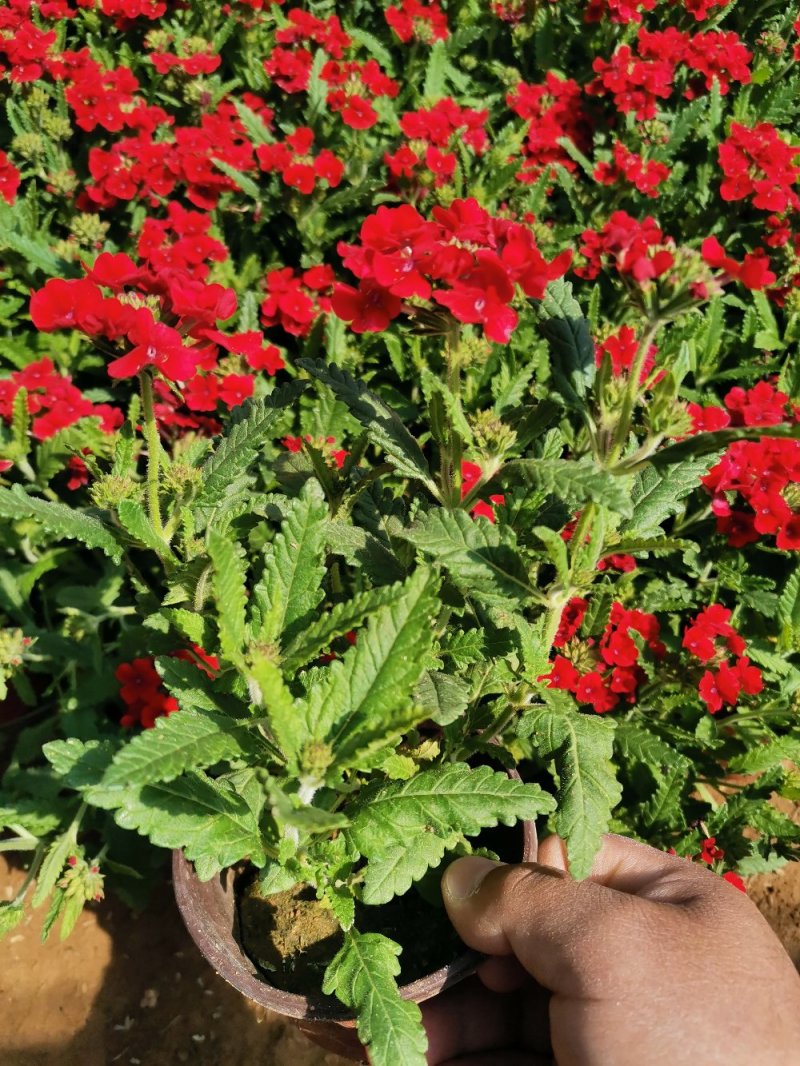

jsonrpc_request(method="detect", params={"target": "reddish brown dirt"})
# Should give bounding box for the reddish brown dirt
[1,855,799,1065]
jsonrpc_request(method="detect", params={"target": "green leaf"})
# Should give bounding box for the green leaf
[207,530,248,665]
[504,459,633,518]
[248,653,308,770]
[401,508,535,611]
[423,39,448,98]
[621,457,715,536]
[212,157,263,199]
[349,764,554,904]
[0,201,73,277]
[413,670,469,727]
[117,499,177,562]
[31,834,72,909]
[253,479,328,645]
[521,697,621,879]
[0,903,25,938]
[297,361,438,496]
[533,525,570,583]
[322,931,427,1066]
[281,582,410,672]
[304,568,439,771]
[113,773,265,878]
[0,485,122,562]
[194,399,279,511]
[100,709,246,790]
[537,280,594,407]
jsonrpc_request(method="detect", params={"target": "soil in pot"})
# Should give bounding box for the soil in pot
[237,874,464,997]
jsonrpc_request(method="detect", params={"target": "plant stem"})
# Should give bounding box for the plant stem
[139,371,164,538]
[607,320,661,465]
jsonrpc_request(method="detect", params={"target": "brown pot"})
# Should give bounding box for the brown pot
[173,816,538,1062]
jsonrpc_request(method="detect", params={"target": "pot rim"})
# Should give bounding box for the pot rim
[172,812,538,1023]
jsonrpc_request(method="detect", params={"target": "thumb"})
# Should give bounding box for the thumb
[441,840,713,997]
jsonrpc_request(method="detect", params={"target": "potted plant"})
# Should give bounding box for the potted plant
[2,1,800,1062]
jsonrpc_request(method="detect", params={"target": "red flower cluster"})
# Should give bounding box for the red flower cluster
[333,199,571,343]
[385,0,448,43]
[322,58,399,130]
[149,43,221,77]
[461,460,504,523]
[385,99,489,188]
[682,605,763,713]
[137,201,228,280]
[116,645,219,729]
[260,265,335,337]
[700,236,776,292]
[256,126,344,195]
[589,28,751,120]
[718,122,800,214]
[29,254,283,430]
[0,357,122,443]
[507,73,591,185]
[578,211,674,283]
[542,601,664,714]
[0,5,56,81]
[594,142,670,198]
[264,9,350,93]
[595,324,658,380]
[0,150,20,204]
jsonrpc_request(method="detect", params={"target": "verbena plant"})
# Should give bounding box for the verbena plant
[2,0,800,1062]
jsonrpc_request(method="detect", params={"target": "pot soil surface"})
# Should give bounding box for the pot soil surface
[1,854,798,1066]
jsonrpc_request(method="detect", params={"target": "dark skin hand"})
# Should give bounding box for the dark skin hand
[423,834,800,1066]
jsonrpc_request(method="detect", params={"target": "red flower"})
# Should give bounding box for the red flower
[331,281,402,333]
[107,309,199,381]
[0,151,21,204]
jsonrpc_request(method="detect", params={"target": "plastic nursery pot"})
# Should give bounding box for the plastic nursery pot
[172,810,538,1062]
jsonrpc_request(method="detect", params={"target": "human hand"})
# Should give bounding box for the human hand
[424,834,800,1066]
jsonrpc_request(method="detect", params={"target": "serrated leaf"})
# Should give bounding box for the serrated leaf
[349,764,554,904]
[248,653,309,770]
[0,485,122,562]
[303,568,439,771]
[207,530,248,665]
[401,508,534,611]
[212,157,263,199]
[194,399,279,510]
[117,499,176,561]
[522,696,621,879]
[504,459,633,518]
[114,773,265,878]
[0,903,25,938]
[281,582,409,672]
[621,456,715,536]
[100,708,246,790]
[31,834,72,908]
[322,931,427,1066]
[297,361,438,496]
[164,607,213,648]
[253,479,328,645]
[423,39,448,98]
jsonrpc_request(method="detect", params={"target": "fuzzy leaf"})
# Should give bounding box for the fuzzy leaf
[504,459,633,518]
[621,457,715,536]
[413,670,469,726]
[304,568,439,770]
[113,773,265,878]
[253,479,328,645]
[0,485,122,562]
[401,508,534,610]
[248,654,308,769]
[31,834,72,909]
[538,279,595,406]
[117,499,176,561]
[322,931,427,1066]
[194,399,279,510]
[297,361,438,495]
[207,530,248,665]
[100,709,246,790]
[521,697,621,879]
[281,582,409,672]
[349,763,555,904]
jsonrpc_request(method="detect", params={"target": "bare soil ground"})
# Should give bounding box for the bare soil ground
[1,855,799,1066]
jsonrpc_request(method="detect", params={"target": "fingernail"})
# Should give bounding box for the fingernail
[443,856,503,902]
